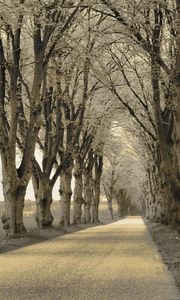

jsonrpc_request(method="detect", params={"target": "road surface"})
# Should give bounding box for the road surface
[0,217,180,300]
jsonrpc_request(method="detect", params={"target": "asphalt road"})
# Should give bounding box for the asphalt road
[0,217,180,300]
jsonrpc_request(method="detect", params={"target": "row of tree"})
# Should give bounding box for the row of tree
[0,0,180,236]
[102,125,145,219]
[94,0,180,228]
[0,1,111,235]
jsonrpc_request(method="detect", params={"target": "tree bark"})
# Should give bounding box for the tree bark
[150,8,180,225]
[82,151,94,224]
[103,183,113,219]
[32,170,53,229]
[117,202,121,219]
[73,156,84,225]
[59,160,73,227]
[175,0,180,174]
[91,155,103,224]
[114,189,130,218]
[82,169,92,224]
[1,155,26,236]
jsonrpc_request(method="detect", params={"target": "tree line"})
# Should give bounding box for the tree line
[0,0,180,236]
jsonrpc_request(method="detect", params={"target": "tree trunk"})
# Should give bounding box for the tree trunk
[32,172,53,229]
[152,7,180,215]
[151,70,176,223]
[114,188,131,218]
[59,161,73,227]
[82,169,92,224]
[1,158,26,236]
[146,166,161,222]
[1,192,26,236]
[91,156,103,224]
[175,0,180,175]
[172,0,180,231]
[103,184,113,219]
[116,201,121,219]
[82,151,94,224]
[73,156,84,225]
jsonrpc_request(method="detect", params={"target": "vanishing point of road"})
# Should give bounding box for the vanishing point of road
[0,217,180,300]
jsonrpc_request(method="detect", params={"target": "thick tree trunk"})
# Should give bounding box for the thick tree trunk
[146,166,162,223]
[1,158,26,236]
[59,162,73,227]
[1,191,26,236]
[175,0,180,174]
[171,0,180,231]
[73,156,84,225]
[151,45,180,225]
[91,156,103,224]
[36,186,53,229]
[2,192,26,236]
[32,173,53,229]
[144,156,178,226]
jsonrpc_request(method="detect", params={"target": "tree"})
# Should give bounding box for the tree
[0,0,84,235]
[90,0,180,226]
[0,2,47,235]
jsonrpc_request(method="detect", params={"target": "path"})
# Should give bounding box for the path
[0,217,179,300]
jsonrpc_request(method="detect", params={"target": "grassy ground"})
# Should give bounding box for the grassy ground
[147,221,180,291]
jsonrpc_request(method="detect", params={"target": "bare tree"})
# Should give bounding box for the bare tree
[0,0,83,235]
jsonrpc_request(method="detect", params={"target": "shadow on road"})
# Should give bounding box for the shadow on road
[0,217,121,255]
